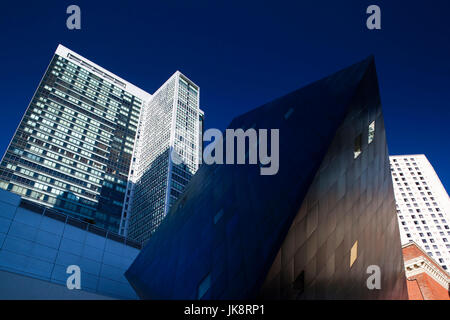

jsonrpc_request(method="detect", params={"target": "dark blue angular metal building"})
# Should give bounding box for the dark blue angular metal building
[125,57,408,299]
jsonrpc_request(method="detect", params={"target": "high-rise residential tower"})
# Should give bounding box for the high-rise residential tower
[390,155,450,271]
[0,45,151,232]
[0,45,204,238]
[121,72,202,243]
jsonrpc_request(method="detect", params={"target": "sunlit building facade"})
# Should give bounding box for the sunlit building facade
[0,45,151,232]
[123,72,202,243]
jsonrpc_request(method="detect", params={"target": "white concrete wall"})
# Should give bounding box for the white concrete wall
[0,189,140,299]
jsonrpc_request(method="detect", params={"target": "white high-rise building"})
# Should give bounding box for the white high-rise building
[120,72,202,243]
[390,155,450,271]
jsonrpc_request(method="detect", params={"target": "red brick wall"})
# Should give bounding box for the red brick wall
[403,243,450,300]
[406,279,424,300]
[407,273,449,300]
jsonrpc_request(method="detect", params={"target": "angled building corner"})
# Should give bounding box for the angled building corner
[125,56,408,300]
[259,56,407,299]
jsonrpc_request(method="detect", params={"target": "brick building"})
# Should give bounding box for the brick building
[403,241,450,300]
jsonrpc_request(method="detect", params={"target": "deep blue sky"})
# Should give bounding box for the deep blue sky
[0,0,449,191]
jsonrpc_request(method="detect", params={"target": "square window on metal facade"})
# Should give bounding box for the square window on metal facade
[214,208,224,224]
[350,241,358,267]
[197,273,211,299]
[354,134,362,159]
[293,270,305,294]
[368,121,375,144]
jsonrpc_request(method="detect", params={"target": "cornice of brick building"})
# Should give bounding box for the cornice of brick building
[403,241,450,300]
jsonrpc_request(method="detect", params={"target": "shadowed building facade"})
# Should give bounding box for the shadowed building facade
[125,57,408,299]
